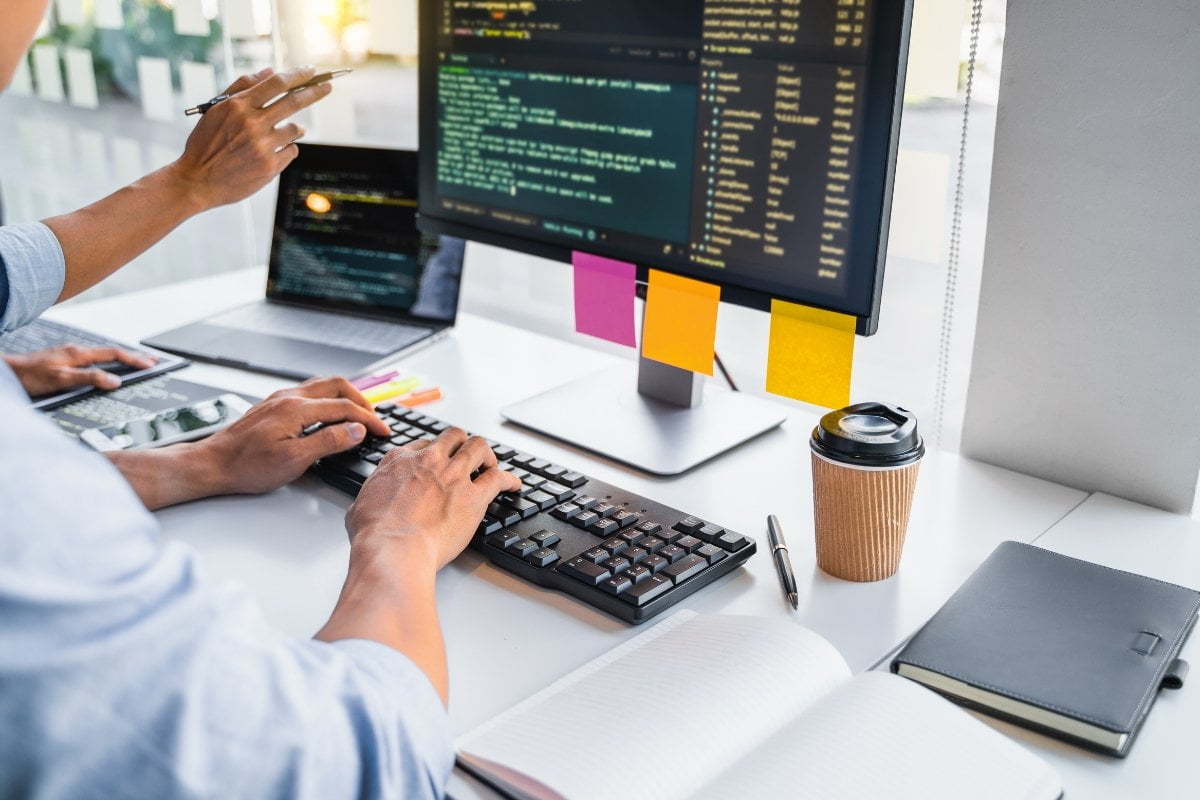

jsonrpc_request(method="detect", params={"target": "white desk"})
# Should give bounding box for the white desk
[51,266,1189,797]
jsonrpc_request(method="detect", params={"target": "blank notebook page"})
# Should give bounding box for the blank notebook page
[694,671,1062,800]
[457,611,852,800]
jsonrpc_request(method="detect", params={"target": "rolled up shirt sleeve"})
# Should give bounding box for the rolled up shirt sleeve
[0,221,67,334]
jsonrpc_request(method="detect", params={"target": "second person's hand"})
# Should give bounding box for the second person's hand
[170,65,331,211]
[2,345,155,396]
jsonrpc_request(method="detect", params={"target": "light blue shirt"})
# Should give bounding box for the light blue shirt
[0,225,455,798]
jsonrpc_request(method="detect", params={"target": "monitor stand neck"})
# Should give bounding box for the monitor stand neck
[500,310,787,476]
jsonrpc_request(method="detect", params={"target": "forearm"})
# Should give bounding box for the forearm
[44,163,206,303]
[105,441,226,511]
[315,540,449,705]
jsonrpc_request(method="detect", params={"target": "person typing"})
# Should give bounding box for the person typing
[0,3,520,796]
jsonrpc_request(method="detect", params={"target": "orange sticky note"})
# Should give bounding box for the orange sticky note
[765,300,856,409]
[641,270,720,375]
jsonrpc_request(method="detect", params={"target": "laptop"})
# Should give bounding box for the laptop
[144,144,465,380]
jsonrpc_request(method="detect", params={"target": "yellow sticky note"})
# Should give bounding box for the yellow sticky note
[364,377,422,405]
[642,270,720,375]
[766,300,856,409]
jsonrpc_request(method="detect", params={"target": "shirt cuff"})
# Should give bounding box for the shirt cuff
[0,221,66,334]
[329,638,457,790]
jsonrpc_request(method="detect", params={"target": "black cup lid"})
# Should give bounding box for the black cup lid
[810,402,924,466]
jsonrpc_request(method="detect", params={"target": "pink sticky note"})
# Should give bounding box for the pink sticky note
[572,252,637,347]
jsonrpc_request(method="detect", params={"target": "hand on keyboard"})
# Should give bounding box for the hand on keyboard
[2,344,156,396]
[345,429,523,571]
[195,376,392,496]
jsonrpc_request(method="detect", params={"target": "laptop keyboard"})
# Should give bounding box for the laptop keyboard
[209,304,431,356]
[313,405,757,624]
[0,318,154,360]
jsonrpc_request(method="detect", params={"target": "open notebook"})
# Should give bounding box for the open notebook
[457,612,1062,800]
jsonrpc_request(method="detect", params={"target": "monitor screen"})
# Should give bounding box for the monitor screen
[269,144,464,323]
[418,0,911,334]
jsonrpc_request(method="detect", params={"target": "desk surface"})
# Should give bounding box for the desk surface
[47,265,1195,797]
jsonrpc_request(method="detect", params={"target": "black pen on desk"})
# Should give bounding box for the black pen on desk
[767,514,799,610]
[184,69,352,116]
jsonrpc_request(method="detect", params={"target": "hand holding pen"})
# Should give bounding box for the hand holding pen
[172,65,336,211]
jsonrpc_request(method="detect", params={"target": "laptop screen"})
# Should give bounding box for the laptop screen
[267,144,463,324]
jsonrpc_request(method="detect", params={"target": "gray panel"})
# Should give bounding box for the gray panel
[962,2,1200,512]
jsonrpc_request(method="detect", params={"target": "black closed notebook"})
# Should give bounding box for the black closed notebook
[892,541,1199,757]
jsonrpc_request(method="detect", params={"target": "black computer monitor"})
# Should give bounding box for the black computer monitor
[418,0,912,336]
[416,0,913,474]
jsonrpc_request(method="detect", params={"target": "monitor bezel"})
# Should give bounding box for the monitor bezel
[417,1,914,336]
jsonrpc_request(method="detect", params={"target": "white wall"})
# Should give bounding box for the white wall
[962,1,1200,513]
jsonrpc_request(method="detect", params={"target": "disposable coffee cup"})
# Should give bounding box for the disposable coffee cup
[810,402,924,582]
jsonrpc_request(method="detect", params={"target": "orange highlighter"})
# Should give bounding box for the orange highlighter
[396,386,442,408]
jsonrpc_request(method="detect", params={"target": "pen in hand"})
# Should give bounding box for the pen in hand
[767,514,799,610]
[185,69,352,116]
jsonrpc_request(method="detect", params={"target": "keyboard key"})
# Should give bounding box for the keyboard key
[624,564,651,584]
[487,503,521,528]
[498,494,539,518]
[657,528,684,544]
[522,473,547,489]
[634,521,663,536]
[526,490,558,511]
[572,510,600,528]
[638,536,665,553]
[541,464,568,479]
[659,545,686,563]
[375,402,396,414]
[527,458,551,471]
[600,574,633,595]
[430,421,451,433]
[588,518,620,538]
[560,557,611,586]
[487,530,521,549]
[510,453,535,467]
[600,537,628,555]
[675,535,702,553]
[416,416,438,427]
[619,574,673,606]
[527,547,559,568]
[540,481,575,502]
[717,532,749,551]
[399,409,424,423]
[663,553,708,584]
[509,467,531,481]
[559,471,587,488]
[592,502,619,519]
[673,516,704,534]
[345,460,376,481]
[696,544,727,565]
[516,484,539,498]
[610,510,639,529]
[551,502,581,521]
[696,523,725,544]
[583,547,608,564]
[642,554,669,573]
[404,426,426,438]
[619,528,645,544]
[623,547,647,565]
[390,435,414,447]
[531,530,560,547]
[492,444,516,460]
[377,442,396,453]
[364,452,383,464]
[572,495,600,511]
[601,556,630,574]
[506,539,538,558]
[476,517,501,537]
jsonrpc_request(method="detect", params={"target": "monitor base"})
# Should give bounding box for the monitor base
[500,365,788,476]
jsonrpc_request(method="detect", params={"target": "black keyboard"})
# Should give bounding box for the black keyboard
[313,404,756,624]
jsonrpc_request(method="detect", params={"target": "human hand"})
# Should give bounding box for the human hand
[3,344,155,396]
[193,376,391,496]
[170,65,331,211]
[345,429,523,571]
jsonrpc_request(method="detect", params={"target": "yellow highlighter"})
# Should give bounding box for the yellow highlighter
[364,376,422,406]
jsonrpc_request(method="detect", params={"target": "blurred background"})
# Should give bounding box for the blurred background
[0,0,1007,450]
